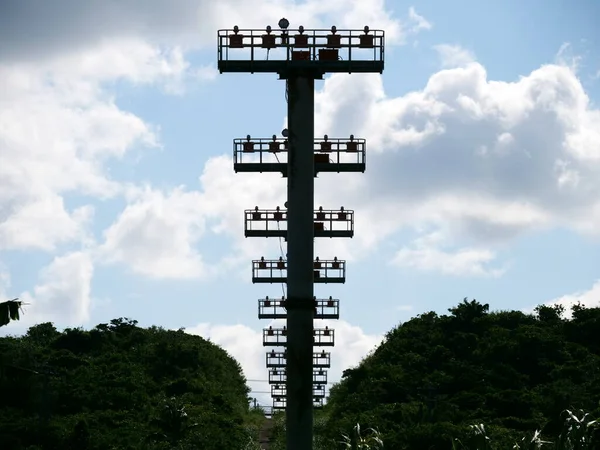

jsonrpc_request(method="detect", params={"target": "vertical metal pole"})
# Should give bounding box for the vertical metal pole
[286,73,315,450]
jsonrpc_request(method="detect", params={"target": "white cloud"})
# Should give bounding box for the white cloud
[0,33,211,324]
[555,42,583,73]
[0,1,422,299]
[186,51,600,277]
[4,0,600,335]
[396,304,414,312]
[541,280,600,318]
[0,1,423,65]
[186,320,383,405]
[434,44,476,68]
[0,41,185,253]
[407,7,432,34]
[391,231,506,277]
[0,263,11,301]
[97,186,212,279]
[393,243,504,277]
[18,252,94,326]
[125,41,600,282]
[308,53,600,268]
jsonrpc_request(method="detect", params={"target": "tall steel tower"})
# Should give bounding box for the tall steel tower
[217,20,385,449]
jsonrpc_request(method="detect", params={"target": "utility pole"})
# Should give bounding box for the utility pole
[218,20,385,450]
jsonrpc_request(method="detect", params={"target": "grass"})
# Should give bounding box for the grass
[338,423,384,449]
[451,409,599,450]
[245,408,599,449]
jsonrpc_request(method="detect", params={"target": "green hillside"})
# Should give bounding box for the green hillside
[0,318,258,450]
[3,301,600,450]
[305,300,600,449]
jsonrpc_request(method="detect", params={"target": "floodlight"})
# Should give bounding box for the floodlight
[278,18,290,29]
[282,128,289,137]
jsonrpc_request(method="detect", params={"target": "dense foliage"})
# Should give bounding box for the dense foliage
[318,300,600,449]
[0,318,255,450]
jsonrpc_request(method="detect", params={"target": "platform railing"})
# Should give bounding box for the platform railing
[313,327,335,346]
[265,368,328,385]
[245,208,353,235]
[313,351,331,368]
[272,397,324,409]
[313,370,327,385]
[218,28,384,63]
[265,351,331,368]
[263,327,288,346]
[234,137,365,166]
[269,369,286,384]
[259,297,340,319]
[252,258,346,283]
[271,384,326,398]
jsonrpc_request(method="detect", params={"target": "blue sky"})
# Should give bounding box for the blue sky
[1,0,600,407]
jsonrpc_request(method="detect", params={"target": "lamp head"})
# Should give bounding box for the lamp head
[278,17,290,29]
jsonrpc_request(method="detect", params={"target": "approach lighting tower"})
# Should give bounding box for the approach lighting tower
[218,19,384,450]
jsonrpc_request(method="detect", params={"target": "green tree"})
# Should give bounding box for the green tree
[318,300,600,450]
[0,318,256,449]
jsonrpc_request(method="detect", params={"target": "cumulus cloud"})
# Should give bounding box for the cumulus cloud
[96,186,212,279]
[0,36,200,325]
[186,319,383,405]
[0,0,425,323]
[164,44,600,279]
[3,0,599,327]
[305,49,600,271]
[191,47,600,278]
[0,263,11,301]
[434,44,476,68]
[540,280,600,318]
[0,0,423,64]
[17,252,94,326]
[0,41,189,253]
[391,231,506,277]
[407,7,432,34]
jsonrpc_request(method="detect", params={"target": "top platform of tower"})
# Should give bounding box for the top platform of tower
[217,24,384,78]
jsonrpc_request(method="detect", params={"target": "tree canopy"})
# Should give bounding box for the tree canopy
[0,318,254,450]
[320,299,600,449]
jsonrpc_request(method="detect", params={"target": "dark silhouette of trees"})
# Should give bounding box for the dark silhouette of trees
[321,299,600,449]
[0,318,254,449]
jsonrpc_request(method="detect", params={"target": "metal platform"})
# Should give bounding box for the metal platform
[272,397,325,410]
[252,257,346,283]
[245,207,353,238]
[269,369,286,385]
[265,367,328,385]
[258,296,340,319]
[233,136,366,176]
[263,326,335,346]
[313,351,331,368]
[266,351,331,368]
[271,384,326,399]
[271,384,287,398]
[273,397,286,410]
[217,26,384,77]
[313,327,335,346]
[313,369,327,385]
[263,326,288,346]
[273,397,325,411]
